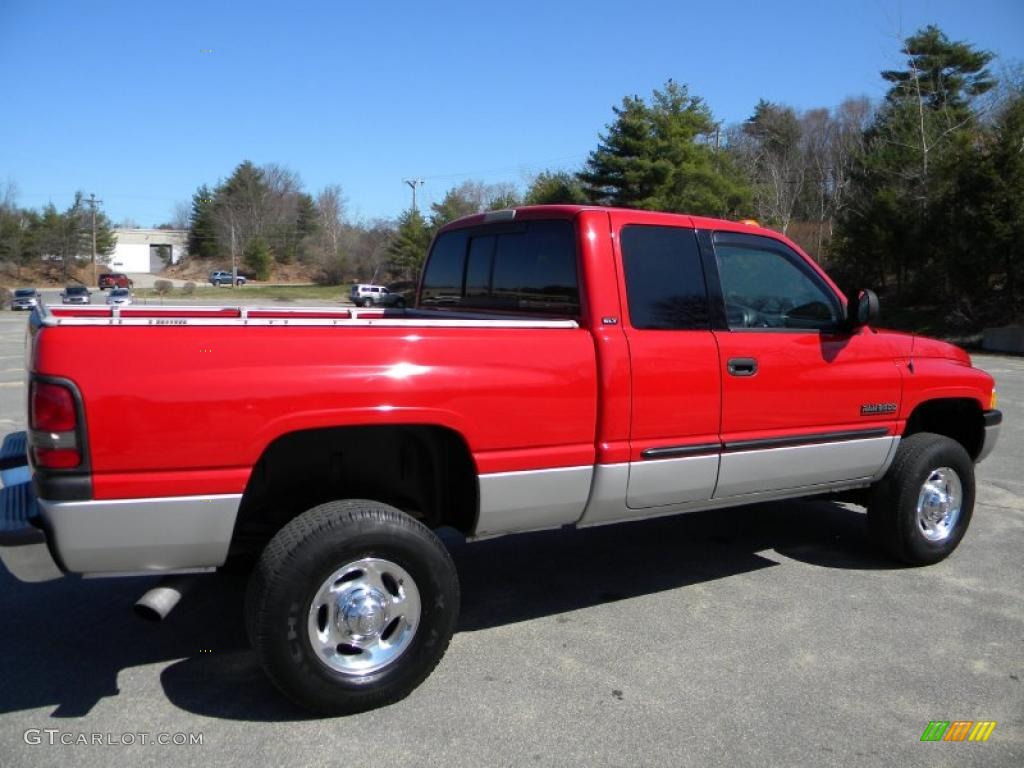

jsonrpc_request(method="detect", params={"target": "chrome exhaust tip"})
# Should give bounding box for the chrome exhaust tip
[133,575,197,622]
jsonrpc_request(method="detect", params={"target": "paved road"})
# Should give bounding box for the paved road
[0,311,1020,768]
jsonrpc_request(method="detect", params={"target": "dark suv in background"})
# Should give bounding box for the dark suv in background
[61,284,91,305]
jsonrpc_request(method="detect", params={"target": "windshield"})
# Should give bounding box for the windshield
[65,286,87,295]
[110,289,129,297]
[14,289,35,297]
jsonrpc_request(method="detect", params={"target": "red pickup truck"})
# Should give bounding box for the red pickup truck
[0,205,1001,714]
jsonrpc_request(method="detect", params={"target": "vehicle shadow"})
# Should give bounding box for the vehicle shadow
[0,498,896,722]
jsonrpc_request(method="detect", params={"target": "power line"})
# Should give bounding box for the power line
[417,154,588,181]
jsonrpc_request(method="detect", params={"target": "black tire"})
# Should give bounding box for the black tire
[246,499,459,715]
[867,433,975,565]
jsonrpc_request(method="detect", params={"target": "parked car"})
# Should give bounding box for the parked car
[60,284,90,305]
[105,288,133,306]
[210,271,246,287]
[349,283,389,307]
[1,205,1001,717]
[98,273,132,290]
[10,288,41,311]
[377,281,416,308]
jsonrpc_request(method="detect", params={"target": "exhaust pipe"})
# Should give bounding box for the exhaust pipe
[133,575,199,622]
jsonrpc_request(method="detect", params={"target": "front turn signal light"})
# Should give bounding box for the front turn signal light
[990,389,998,409]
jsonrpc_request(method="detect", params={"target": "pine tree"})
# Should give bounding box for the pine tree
[294,192,319,262]
[835,26,995,300]
[388,208,432,279]
[243,235,272,280]
[579,80,748,216]
[188,185,220,259]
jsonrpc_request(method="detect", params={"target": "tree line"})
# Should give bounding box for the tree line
[0,189,117,280]
[388,25,1022,327]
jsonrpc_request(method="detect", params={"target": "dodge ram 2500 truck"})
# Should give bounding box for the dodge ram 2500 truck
[0,205,1001,715]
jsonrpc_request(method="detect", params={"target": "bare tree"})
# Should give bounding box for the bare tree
[262,163,303,233]
[1,178,18,211]
[169,201,191,230]
[730,101,805,234]
[316,185,347,259]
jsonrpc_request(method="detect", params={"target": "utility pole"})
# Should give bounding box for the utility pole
[403,179,424,211]
[230,221,237,289]
[84,193,103,285]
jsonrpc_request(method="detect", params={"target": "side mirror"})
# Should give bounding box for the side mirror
[846,288,880,328]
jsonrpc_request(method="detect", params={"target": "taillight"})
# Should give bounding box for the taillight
[31,382,77,432]
[33,447,82,468]
[29,381,81,469]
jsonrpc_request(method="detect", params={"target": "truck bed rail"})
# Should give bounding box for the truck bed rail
[32,304,579,329]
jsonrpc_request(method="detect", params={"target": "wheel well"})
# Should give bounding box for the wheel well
[903,398,984,459]
[230,425,478,557]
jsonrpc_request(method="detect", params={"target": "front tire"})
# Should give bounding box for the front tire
[867,433,975,565]
[247,500,459,715]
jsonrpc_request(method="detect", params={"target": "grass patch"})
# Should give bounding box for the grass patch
[134,283,346,302]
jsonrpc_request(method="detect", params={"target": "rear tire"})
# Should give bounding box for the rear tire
[867,433,975,565]
[246,499,459,715]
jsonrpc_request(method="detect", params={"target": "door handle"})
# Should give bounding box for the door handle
[727,357,758,377]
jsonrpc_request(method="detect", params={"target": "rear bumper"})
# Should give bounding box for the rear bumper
[0,482,64,582]
[978,409,1002,463]
[37,494,240,574]
[0,430,241,580]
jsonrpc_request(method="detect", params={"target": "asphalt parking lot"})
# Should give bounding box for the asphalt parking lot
[0,309,1020,768]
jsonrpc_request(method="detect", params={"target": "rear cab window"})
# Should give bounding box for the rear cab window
[619,225,709,330]
[420,219,579,316]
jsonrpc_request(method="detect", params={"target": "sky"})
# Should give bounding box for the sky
[1,0,1022,227]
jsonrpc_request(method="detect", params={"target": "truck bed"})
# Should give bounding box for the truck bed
[29,303,598,501]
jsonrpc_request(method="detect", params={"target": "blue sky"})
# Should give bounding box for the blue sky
[1,0,1022,226]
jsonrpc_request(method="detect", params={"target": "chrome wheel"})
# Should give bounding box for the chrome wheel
[307,557,421,676]
[915,467,963,543]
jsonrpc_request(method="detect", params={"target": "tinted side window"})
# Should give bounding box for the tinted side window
[464,235,496,303]
[620,225,709,330]
[420,221,579,316]
[714,234,841,330]
[420,230,467,305]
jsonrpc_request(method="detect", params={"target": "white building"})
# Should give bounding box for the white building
[107,228,188,273]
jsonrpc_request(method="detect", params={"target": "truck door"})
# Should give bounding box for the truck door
[611,215,722,509]
[706,230,902,498]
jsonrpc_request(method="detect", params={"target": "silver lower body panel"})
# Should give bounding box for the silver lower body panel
[713,436,897,498]
[474,466,593,537]
[38,494,241,574]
